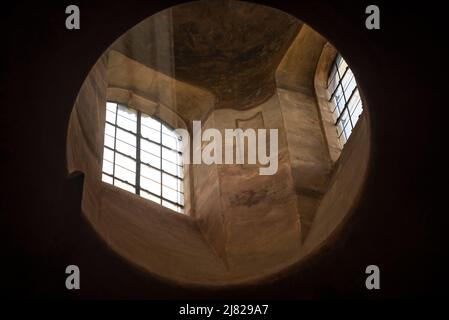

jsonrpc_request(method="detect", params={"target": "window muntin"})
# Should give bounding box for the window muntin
[327,54,363,145]
[102,102,184,213]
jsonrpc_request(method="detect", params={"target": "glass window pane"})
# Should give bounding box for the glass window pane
[114,164,135,185]
[339,108,350,131]
[179,192,184,206]
[141,164,161,183]
[348,90,361,116]
[102,174,113,184]
[331,95,340,114]
[106,110,116,124]
[141,114,161,131]
[337,58,348,77]
[162,133,177,150]
[344,120,353,139]
[162,124,175,136]
[116,128,136,147]
[106,102,117,113]
[117,104,137,121]
[344,74,356,96]
[162,147,180,165]
[141,125,160,143]
[104,134,115,149]
[140,176,161,196]
[116,140,136,158]
[140,190,160,204]
[105,123,115,137]
[103,103,184,206]
[141,139,160,157]
[141,149,160,169]
[336,93,346,114]
[162,159,182,177]
[102,159,113,175]
[117,114,137,133]
[163,173,183,193]
[162,200,182,213]
[115,153,136,172]
[333,84,344,107]
[103,147,114,162]
[341,71,353,92]
[162,173,179,191]
[351,100,363,124]
[162,186,180,203]
[176,139,184,154]
[114,180,135,194]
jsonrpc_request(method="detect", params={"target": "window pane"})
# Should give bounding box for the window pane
[117,114,137,133]
[347,90,361,116]
[338,108,350,131]
[141,125,160,143]
[162,173,183,193]
[106,102,117,113]
[141,164,161,183]
[336,119,344,138]
[162,147,181,165]
[162,186,178,203]
[141,114,161,131]
[337,93,346,112]
[114,164,135,185]
[333,84,344,107]
[115,153,136,172]
[116,128,136,147]
[104,134,115,149]
[162,124,176,136]
[102,159,113,175]
[179,192,185,206]
[102,174,113,184]
[103,103,184,211]
[114,179,135,194]
[141,139,160,156]
[344,74,356,96]
[141,149,160,169]
[106,110,116,124]
[116,140,136,158]
[140,190,160,204]
[351,99,363,124]
[103,147,114,162]
[117,104,137,121]
[162,133,177,150]
[162,159,182,177]
[341,71,354,92]
[343,120,353,139]
[140,176,161,196]
[105,123,115,137]
[337,58,348,77]
[331,95,340,114]
[162,200,182,213]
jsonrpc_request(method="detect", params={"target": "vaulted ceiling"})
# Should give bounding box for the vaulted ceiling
[111,0,302,110]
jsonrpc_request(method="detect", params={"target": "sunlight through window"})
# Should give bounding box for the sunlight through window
[327,54,364,145]
[102,102,184,213]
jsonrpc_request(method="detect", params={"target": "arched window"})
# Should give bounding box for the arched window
[102,102,184,213]
[327,54,364,145]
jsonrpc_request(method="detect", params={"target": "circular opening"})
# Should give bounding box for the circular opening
[67,0,370,287]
